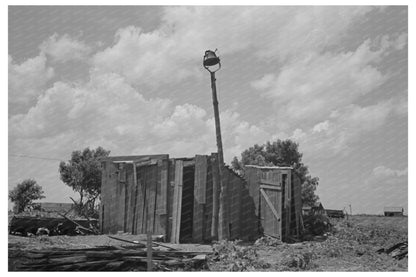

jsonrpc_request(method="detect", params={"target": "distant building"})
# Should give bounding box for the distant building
[384,207,404,216]
[325,209,345,218]
[302,202,326,216]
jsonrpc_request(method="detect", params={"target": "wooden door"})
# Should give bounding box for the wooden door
[259,179,282,239]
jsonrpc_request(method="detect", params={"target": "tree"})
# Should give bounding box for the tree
[231,139,319,206]
[59,146,110,217]
[9,179,45,213]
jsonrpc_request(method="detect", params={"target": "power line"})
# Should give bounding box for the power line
[9,154,63,162]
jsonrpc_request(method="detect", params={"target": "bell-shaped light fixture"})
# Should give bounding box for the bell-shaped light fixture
[203,50,220,67]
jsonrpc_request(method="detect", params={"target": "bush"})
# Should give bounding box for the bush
[303,214,332,235]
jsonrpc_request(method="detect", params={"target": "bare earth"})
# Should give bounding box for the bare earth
[8,215,407,271]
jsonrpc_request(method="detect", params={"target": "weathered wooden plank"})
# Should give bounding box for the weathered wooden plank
[260,184,282,191]
[153,158,168,236]
[103,154,168,162]
[204,159,213,242]
[135,159,158,167]
[148,166,157,233]
[140,166,148,234]
[125,165,134,233]
[210,153,219,240]
[293,172,302,236]
[260,178,280,186]
[167,160,175,241]
[171,160,183,243]
[100,161,108,233]
[218,168,230,239]
[135,167,143,234]
[131,163,138,234]
[283,173,290,239]
[119,169,126,233]
[194,155,208,204]
[193,155,208,242]
[159,159,169,214]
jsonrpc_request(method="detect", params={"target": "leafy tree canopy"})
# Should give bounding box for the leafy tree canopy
[9,179,45,213]
[231,139,319,206]
[59,146,110,217]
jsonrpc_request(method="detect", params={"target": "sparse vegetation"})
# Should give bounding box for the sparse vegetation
[8,215,407,271]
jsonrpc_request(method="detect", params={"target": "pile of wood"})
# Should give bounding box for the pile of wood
[377,241,408,260]
[10,245,210,271]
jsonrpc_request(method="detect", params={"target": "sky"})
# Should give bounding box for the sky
[8,6,408,214]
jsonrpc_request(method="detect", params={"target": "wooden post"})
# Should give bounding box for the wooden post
[210,71,228,241]
[147,232,152,271]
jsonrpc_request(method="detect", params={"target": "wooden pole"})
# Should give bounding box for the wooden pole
[210,71,228,241]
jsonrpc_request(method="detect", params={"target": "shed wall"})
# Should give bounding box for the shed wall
[100,154,257,243]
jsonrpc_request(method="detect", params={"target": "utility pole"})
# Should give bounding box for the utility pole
[203,50,228,240]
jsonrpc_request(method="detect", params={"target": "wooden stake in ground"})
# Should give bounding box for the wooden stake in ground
[147,232,152,271]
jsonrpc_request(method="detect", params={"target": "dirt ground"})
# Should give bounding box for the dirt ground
[8,215,407,271]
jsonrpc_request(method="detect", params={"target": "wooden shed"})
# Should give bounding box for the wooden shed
[384,207,404,217]
[100,154,302,243]
[244,165,302,241]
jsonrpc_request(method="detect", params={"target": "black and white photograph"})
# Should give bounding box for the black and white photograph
[6,3,409,272]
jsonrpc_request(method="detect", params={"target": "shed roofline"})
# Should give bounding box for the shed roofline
[245,165,293,169]
[99,154,169,162]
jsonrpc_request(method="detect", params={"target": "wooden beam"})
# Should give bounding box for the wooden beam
[260,184,281,191]
[260,178,280,186]
[260,188,280,222]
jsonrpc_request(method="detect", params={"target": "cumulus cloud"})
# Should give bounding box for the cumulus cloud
[252,39,392,126]
[9,54,54,114]
[312,121,329,133]
[283,98,406,157]
[91,6,374,88]
[39,34,92,63]
[373,166,408,179]
[9,70,267,164]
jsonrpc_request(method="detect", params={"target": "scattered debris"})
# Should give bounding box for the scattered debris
[377,241,408,260]
[9,215,99,236]
[10,245,211,271]
[254,236,282,247]
[107,235,177,251]
[36,227,50,236]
